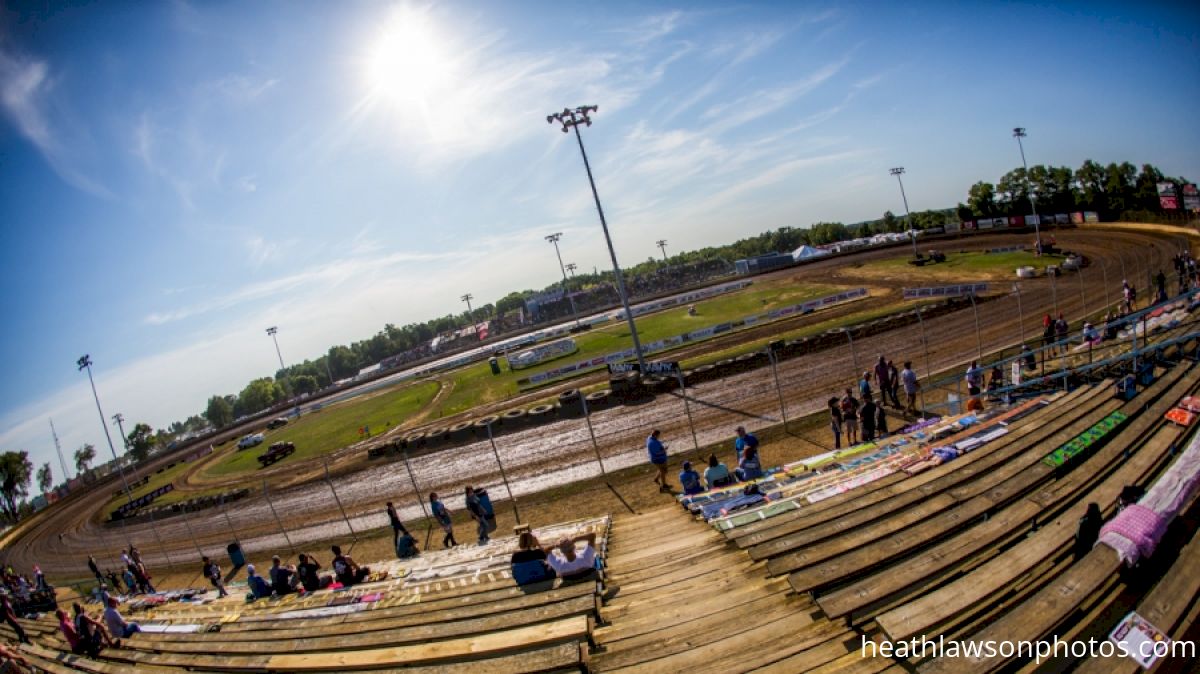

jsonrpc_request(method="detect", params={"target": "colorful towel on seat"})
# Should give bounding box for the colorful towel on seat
[1178,396,1200,413]
[1098,504,1168,566]
[1165,407,1196,427]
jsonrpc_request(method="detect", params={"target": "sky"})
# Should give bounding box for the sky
[2,0,1198,486]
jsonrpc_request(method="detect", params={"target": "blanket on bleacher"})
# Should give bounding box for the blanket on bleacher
[1099,430,1200,565]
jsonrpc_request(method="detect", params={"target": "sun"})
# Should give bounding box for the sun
[366,9,453,105]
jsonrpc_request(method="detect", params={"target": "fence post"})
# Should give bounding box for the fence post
[178,504,205,560]
[322,458,358,547]
[1076,265,1087,316]
[1049,269,1059,315]
[968,292,983,360]
[484,422,521,524]
[400,447,433,524]
[844,328,860,375]
[914,307,932,414]
[263,479,297,558]
[675,369,701,453]
[579,394,606,475]
[766,344,789,432]
[1012,284,1026,346]
[1102,262,1110,309]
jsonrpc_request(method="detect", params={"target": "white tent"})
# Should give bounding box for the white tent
[791,245,831,262]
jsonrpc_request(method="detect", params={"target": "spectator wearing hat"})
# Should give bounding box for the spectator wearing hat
[733,426,759,463]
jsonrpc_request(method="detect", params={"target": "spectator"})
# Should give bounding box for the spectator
[58,608,99,657]
[1054,313,1069,348]
[510,532,554,586]
[733,426,759,463]
[545,533,598,581]
[73,603,116,653]
[901,361,920,415]
[887,360,901,408]
[331,545,370,587]
[828,398,843,450]
[873,356,891,407]
[201,556,228,598]
[296,553,332,592]
[736,445,764,482]
[858,371,873,403]
[103,596,140,639]
[1020,344,1036,371]
[87,555,104,585]
[430,493,457,549]
[269,556,298,595]
[1082,322,1099,344]
[475,487,498,540]
[122,568,137,594]
[988,365,1004,398]
[1074,503,1103,560]
[875,402,888,438]
[679,461,705,495]
[0,595,28,644]
[646,430,670,492]
[245,565,272,599]
[704,454,735,489]
[965,360,983,396]
[385,501,411,554]
[840,388,860,445]
[465,486,491,546]
[1042,317,1056,357]
[861,397,877,443]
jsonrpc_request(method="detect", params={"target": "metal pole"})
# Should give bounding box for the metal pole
[766,348,790,431]
[968,292,983,360]
[1013,284,1026,345]
[844,329,860,374]
[1076,265,1086,315]
[914,307,932,413]
[1119,253,1127,284]
[322,458,358,545]
[1102,262,1110,310]
[112,413,173,569]
[219,496,242,547]
[1049,270,1059,315]
[1013,128,1040,246]
[400,448,433,523]
[547,236,582,328]
[891,167,917,257]
[484,423,521,524]
[566,115,647,369]
[178,504,205,559]
[674,370,701,452]
[263,479,296,557]
[579,394,606,475]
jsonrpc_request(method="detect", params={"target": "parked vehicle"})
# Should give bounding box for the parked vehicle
[266,417,289,430]
[237,433,265,450]
[257,441,295,467]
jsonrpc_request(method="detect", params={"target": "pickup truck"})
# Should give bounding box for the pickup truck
[266,417,289,430]
[257,442,295,467]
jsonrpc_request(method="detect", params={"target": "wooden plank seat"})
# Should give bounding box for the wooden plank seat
[17,642,190,674]
[763,384,1126,584]
[782,369,1189,595]
[121,594,597,656]
[876,373,1199,642]
[137,581,598,641]
[836,378,1194,628]
[730,388,1086,550]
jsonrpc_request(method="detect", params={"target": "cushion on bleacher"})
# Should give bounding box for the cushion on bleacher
[512,560,555,586]
[1164,407,1196,427]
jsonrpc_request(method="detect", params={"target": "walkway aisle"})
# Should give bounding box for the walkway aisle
[591,505,885,674]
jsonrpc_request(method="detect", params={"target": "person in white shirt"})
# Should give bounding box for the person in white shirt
[103,597,140,639]
[544,532,598,581]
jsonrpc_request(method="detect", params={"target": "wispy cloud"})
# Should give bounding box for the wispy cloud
[700,56,849,133]
[0,46,113,198]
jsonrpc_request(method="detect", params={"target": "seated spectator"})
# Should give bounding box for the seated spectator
[296,553,332,593]
[68,603,115,656]
[202,556,228,598]
[704,454,736,489]
[735,446,764,482]
[545,532,598,581]
[678,461,705,495]
[875,403,888,438]
[1020,344,1036,371]
[1082,322,1100,344]
[245,565,272,599]
[965,396,984,412]
[331,545,370,587]
[269,556,298,596]
[510,532,555,586]
[734,426,759,462]
[103,597,141,639]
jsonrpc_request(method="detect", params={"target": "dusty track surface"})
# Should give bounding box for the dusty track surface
[7,227,1192,576]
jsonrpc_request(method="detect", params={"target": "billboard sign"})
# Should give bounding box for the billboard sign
[1158,182,1178,210]
[1055,213,1070,224]
[902,283,988,300]
[1183,184,1199,210]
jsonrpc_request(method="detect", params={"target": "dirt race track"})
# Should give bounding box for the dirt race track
[6,225,1195,577]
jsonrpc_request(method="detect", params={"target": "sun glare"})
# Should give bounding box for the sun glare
[366,9,453,104]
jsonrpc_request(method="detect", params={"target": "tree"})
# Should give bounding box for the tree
[967,181,997,217]
[235,378,284,417]
[0,451,33,522]
[36,463,52,493]
[205,395,234,428]
[126,423,156,463]
[74,444,96,474]
[1076,159,1107,210]
[882,211,899,232]
[292,374,318,396]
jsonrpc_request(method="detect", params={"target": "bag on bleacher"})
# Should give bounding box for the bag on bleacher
[395,534,419,559]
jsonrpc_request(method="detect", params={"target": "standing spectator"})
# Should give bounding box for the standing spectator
[465,486,490,546]
[331,545,370,587]
[901,361,920,416]
[828,397,843,450]
[858,371,873,403]
[1042,317,1056,357]
[678,461,705,495]
[965,361,983,396]
[202,556,228,598]
[0,595,29,644]
[736,445,764,481]
[1020,344,1037,371]
[875,402,888,438]
[385,501,411,553]
[704,454,735,489]
[429,493,457,548]
[887,359,901,408]
[840,389,860,446]
[475,488,498,540]
[103,597,141,639]
[733,426,759,463]
[988,365,1004,399]
[122,568,136,594]
[1054,313,1069,350]
[874,356,893,407]
[646,430,671,492]
[87,555,104,585]
[861,397,877,443]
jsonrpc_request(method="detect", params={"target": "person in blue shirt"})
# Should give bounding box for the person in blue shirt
[678,461,704,495]
[646,430,670,492]
[245,564,272,599]
[736,445,764,482]
[430,493,457,548]
[734,426,759,462]
[704,454,735,489]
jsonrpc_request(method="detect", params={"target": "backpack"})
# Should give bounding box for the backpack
[395,534,418,559]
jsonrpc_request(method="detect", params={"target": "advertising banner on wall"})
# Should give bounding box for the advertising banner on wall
[902,283,988,300]
[1158,182,1179,210]
[1084,212,1100,223]
[1183,184,1199,210]
[1055,213,1071,224]
[1071,212,1084,224]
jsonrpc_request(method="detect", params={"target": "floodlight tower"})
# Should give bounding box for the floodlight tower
[547,105,646,369]
[1012,127,1041,246]
[890,167,918,258]
[76,355,135,508]
[564,263,577,278]
[461,293,483,341]
[545,232,582,328]
[656,239,668,263]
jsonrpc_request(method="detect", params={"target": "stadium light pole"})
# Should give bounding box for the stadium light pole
[890,167,918,258]
[461,293,483,341]
[1013,127,1041,247]
[548,105,647,369]
[266,326,297,414]
[77,356,135,507]
[545,233,582,328]
[656,239,668,263]
[113,412,175,567]
[564,262,577,279]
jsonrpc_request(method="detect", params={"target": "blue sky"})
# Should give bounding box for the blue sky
[2,0,1198,484]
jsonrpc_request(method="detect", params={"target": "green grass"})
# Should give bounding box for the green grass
[98,459,194,515]
[199,380,441,478]
[851,250,1066,281]
[433,281,840,415]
